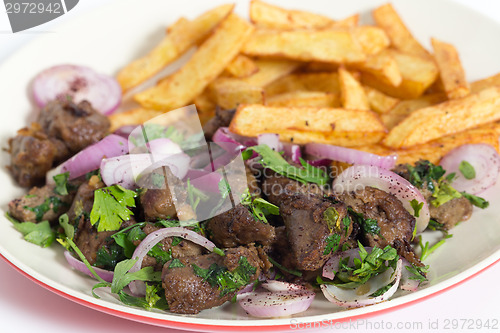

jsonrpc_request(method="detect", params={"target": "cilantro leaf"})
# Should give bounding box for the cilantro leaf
[405,264,428,283]
[58,213,74,240]
[241,189,279,223]
[110,259,162,294]
[7,213,55,248]
[243,145,328,185]
[90,185,137,232]
[53,172,70,196]
[406,160,445,193]
[459,161,476,180]
[348,208,380,235]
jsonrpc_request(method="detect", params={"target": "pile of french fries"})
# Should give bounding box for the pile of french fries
[110,0,500,165]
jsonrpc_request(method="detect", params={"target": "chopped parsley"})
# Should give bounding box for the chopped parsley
[6,213,55,248]
[431,182,462,207]
[192,256,257,297]
[410,199,424,218]
[25,196,65,222]
[318,242,399,290]
[459,160,476,180]
[240,189,279,223]
[242,144,328,185]
[370,283,394,297]
[267,256,303,277]
[405,264,429,283]
[58,213,74,240]
[406,160,446,193]
[323,234,341,255]
[53,172,70,196]
[90,185,137,232]
[349,208,380,235]
[168,258,185,268]
[342,216,351,237]
[95,243,126,270]
[186,178,209,212]
[419,234,453,261]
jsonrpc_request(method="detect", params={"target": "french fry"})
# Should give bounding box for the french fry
[431,38,470,99]
[210,77,264,110]
[470,72,500,93]
[117,4,234,91]
[350,50,402,86]
[303,62,339,73]
[364,86,399,113]
[230,104,386,146]
[372,3,432,60]
[351,26,390,55]
[359,127,499,165]
[109,108,166,132]
[383,87,500,148]
[241,29,366,63]
[134,14,254,110]
[224,54,259,78]
[381,93,446,129]
[265,72,340,97]
[249,0,335,30]
[194,89,217,124]
[339,68,369,110]
[241,59,300,87]
[266,91,340,108]
[362,49,439,99]
[326,14,359,29]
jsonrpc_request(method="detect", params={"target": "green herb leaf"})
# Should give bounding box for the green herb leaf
[267,256,302,277]
[58,213,74,240]
[370,282,393,297]
[342,216,351,237]
[243,145,328,185]
[410,199,424,218]
[348,208,380,235]
[406,160,445,193]
[459,161,476,180]
[25,196,65,222]
[168,258,185,268]
[90,185,137,232]
[431,182,462,207]
[110,259,162,294]
[53,172,70,196]
[405,264,428,283]
[461,192,489,209]
[241,189,279,223]
[7,213,55,248]
[323,234,341,255]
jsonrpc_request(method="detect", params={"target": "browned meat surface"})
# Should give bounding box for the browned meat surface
[206,204,276,248]
[429,196,472,230]
[203,107,236,140]
[279,193,351,271]
[9,132,56,187]
[139,169,193,221]
[38,100,110,153]
[137,223,204,271]
[162,246,262,314]
[339,186,421,266]
[8,184,75,223]
[262,171,323,205]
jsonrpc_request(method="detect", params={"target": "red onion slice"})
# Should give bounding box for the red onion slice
[213,127,246,149]
[283,144,302,164]
[64,251,114,283]
[32,64,121,115]
[321,259,402,308]
[305,143,397,169]
[333,165,430,233]
[257,133,283,152]
[261,280,307,292]
[128,227,216,296]
[439,143,500,194]
[185,169,223,193]
[400,258,420,292]
[238,289,315,318]
[46,134,128,184]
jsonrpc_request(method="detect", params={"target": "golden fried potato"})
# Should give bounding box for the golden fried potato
[350,50,402,86]
[326,14,359,29]
[359,127,499,165]
[431,38,470,99]
[224,54,259,78]
[242,59,300,87]
[381,93,446,129]
[372,3,432,60]
[241,29,366,63]
[266,91,340,108]
[363,86,399,113]
[384,87,500,148]
[230,104,386,146]
[339,67,369,110]
[109,108,166,132]
[117,4,234,91]
[193,88,217,124]
[470,72,500,93]
[134,14,254,110]
[210,77,264,110]
[249,0,335,30]
[265,72,340,97]
[362,49,439,99]
[351,26,390,55]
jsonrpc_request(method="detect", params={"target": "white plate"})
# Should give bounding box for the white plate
[1,0,500,331]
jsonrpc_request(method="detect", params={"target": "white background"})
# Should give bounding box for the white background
[1,1,500,332]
